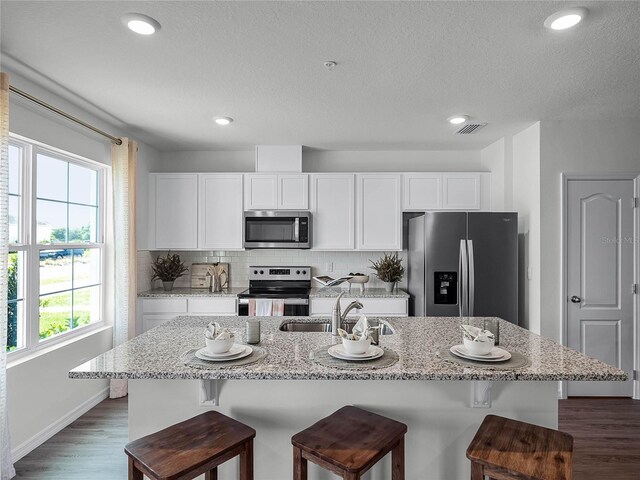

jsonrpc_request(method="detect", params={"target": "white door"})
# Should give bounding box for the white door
[278,174,308,210]
[442,173,481,209]
[152,174,198,249]
[403,173,442,210]
[310,174,355,250]
[566,179,635,396]
[199,174,244,249]
[244,174,278,210]
[357,174,402,250]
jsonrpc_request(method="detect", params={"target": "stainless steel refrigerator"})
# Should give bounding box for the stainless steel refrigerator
[407,212,518,324]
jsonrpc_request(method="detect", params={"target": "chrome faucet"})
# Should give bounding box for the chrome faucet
[331,292,364,336]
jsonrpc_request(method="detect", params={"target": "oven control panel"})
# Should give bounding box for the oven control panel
[249,266,311,281]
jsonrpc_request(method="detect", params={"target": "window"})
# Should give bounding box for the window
[6,136,107,353]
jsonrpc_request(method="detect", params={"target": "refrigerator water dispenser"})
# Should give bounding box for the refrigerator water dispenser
[434,272,457,304]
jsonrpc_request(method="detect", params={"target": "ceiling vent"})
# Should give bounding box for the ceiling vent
[455,123,487,134]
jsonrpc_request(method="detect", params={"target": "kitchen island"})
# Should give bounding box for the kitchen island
[71,316,624,480]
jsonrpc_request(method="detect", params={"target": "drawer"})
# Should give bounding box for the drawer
[359,298,408,316]
[187,297,237,315]
[141,298,187,313]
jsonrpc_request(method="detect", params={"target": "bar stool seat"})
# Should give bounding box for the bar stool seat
[292,405,407,480]
[466,414,573,480]
[125,411,255,480]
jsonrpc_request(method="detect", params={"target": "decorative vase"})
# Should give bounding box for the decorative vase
[382,281,395,292]
[162,281,174,291]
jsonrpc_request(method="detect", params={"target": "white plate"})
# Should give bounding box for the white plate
[199,344,246,358]
[450,345,511,362]
[328,344,384,361]
[195,345,252,362]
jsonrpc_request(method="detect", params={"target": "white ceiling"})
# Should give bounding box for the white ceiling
[1,1,639,152]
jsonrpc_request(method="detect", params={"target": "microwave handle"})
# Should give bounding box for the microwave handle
[294,218,300,242]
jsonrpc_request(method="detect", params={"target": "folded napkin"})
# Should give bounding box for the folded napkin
[204,321,234,340]
[337,315,380,340]
[248,299,274,316]
[460,324,494,343]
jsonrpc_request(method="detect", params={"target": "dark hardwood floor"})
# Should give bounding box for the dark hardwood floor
[559,397,640,480]
[14,396,128,479]
[12,396,640,479]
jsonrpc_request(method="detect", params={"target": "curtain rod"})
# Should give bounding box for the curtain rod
[9,85,123,146]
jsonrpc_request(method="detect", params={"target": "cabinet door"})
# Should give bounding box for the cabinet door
[244,174,278,210]
[403,174,442,210]
[357,174,402,250]
[442,174,481,209]
[310,174,355,250]
[152,174,198,249]
[278,174,308,210]
[199,174,244,249]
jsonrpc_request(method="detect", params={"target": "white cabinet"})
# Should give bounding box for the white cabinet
[310,297,408,317]
[310,174,355,250]
[139,297,238,334]
[199,174,244,250]
[403,174,442,210]
[149,174,198,249]
[356,174,402,251]
[245,174,308,210]
[442,173,481,209]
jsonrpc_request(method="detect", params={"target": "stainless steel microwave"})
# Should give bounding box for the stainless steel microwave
[243,211,311,249]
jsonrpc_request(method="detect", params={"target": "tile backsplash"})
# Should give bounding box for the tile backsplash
[138,250,408,292]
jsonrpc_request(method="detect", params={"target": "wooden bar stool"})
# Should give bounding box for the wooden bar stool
[125,411,255,480]
[291,405,407,480]
[466,414,573,480]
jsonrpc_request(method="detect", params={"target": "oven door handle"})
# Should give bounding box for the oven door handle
[238,298,309,305]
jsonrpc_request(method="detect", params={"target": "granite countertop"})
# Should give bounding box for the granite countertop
[70,316,626,382]
[309,287,409,299]
[138,287,247,298]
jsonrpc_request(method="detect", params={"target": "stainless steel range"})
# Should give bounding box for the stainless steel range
[237,266,311,316]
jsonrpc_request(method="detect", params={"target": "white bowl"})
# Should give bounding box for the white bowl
[205,335,234,354]
[348,275,369,284]
[341,336,372,355]
[463,337,495,356]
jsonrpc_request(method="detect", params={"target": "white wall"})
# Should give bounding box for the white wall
[511,122,541,333]
[156,149,483,173]
[5,67,159,457]
[539,120,640,341]
[480,138,506,211]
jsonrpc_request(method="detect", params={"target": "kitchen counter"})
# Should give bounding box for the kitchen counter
[70,316,625,479]
[137,287,247,297]
[70,316,623,382]
[309,286,409,298]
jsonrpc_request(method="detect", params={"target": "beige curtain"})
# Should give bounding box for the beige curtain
[110,138,137,398]
[0,73,16,479]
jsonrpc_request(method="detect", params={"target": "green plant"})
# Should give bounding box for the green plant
[151,252,188,282]
[369,252,404,283]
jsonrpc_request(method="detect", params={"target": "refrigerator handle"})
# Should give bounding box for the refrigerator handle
[459,239,468,317]
[467,240,475,316]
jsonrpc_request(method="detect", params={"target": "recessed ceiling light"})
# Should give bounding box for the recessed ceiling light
[121,13,161,35]
[447,115,469,125]
[214,117,234,126]
[544,7,588,31]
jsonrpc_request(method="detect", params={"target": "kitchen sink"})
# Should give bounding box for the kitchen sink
[278,320,394,335]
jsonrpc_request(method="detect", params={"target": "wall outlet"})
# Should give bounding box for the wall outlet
[325,262,333,272]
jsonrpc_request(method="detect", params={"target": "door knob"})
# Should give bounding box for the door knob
[570,296,581,303]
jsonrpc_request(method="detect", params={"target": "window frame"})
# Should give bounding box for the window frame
[7,133,108,359]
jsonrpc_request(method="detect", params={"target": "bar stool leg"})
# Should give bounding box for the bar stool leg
[240,439,254,480]
[392,436,405,480]
[128,457,143,480]
[205,467,218,480]
[470,461,484,480]
[293,446,308,480]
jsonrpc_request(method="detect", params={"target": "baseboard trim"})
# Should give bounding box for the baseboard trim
[11,386,110,462]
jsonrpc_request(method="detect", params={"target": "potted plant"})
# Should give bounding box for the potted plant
[151,252,189,291]
[369,252,404,292]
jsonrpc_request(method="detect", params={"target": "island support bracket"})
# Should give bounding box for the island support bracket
[199,379,220,406]
[470,381,493,408]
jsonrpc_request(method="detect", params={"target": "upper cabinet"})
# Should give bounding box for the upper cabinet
[198,174,244,250]
[310,174,355,250]
[356,174,402,251]
[403,173,490,211]
[149,173,198,249]
[245,174,308,210]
